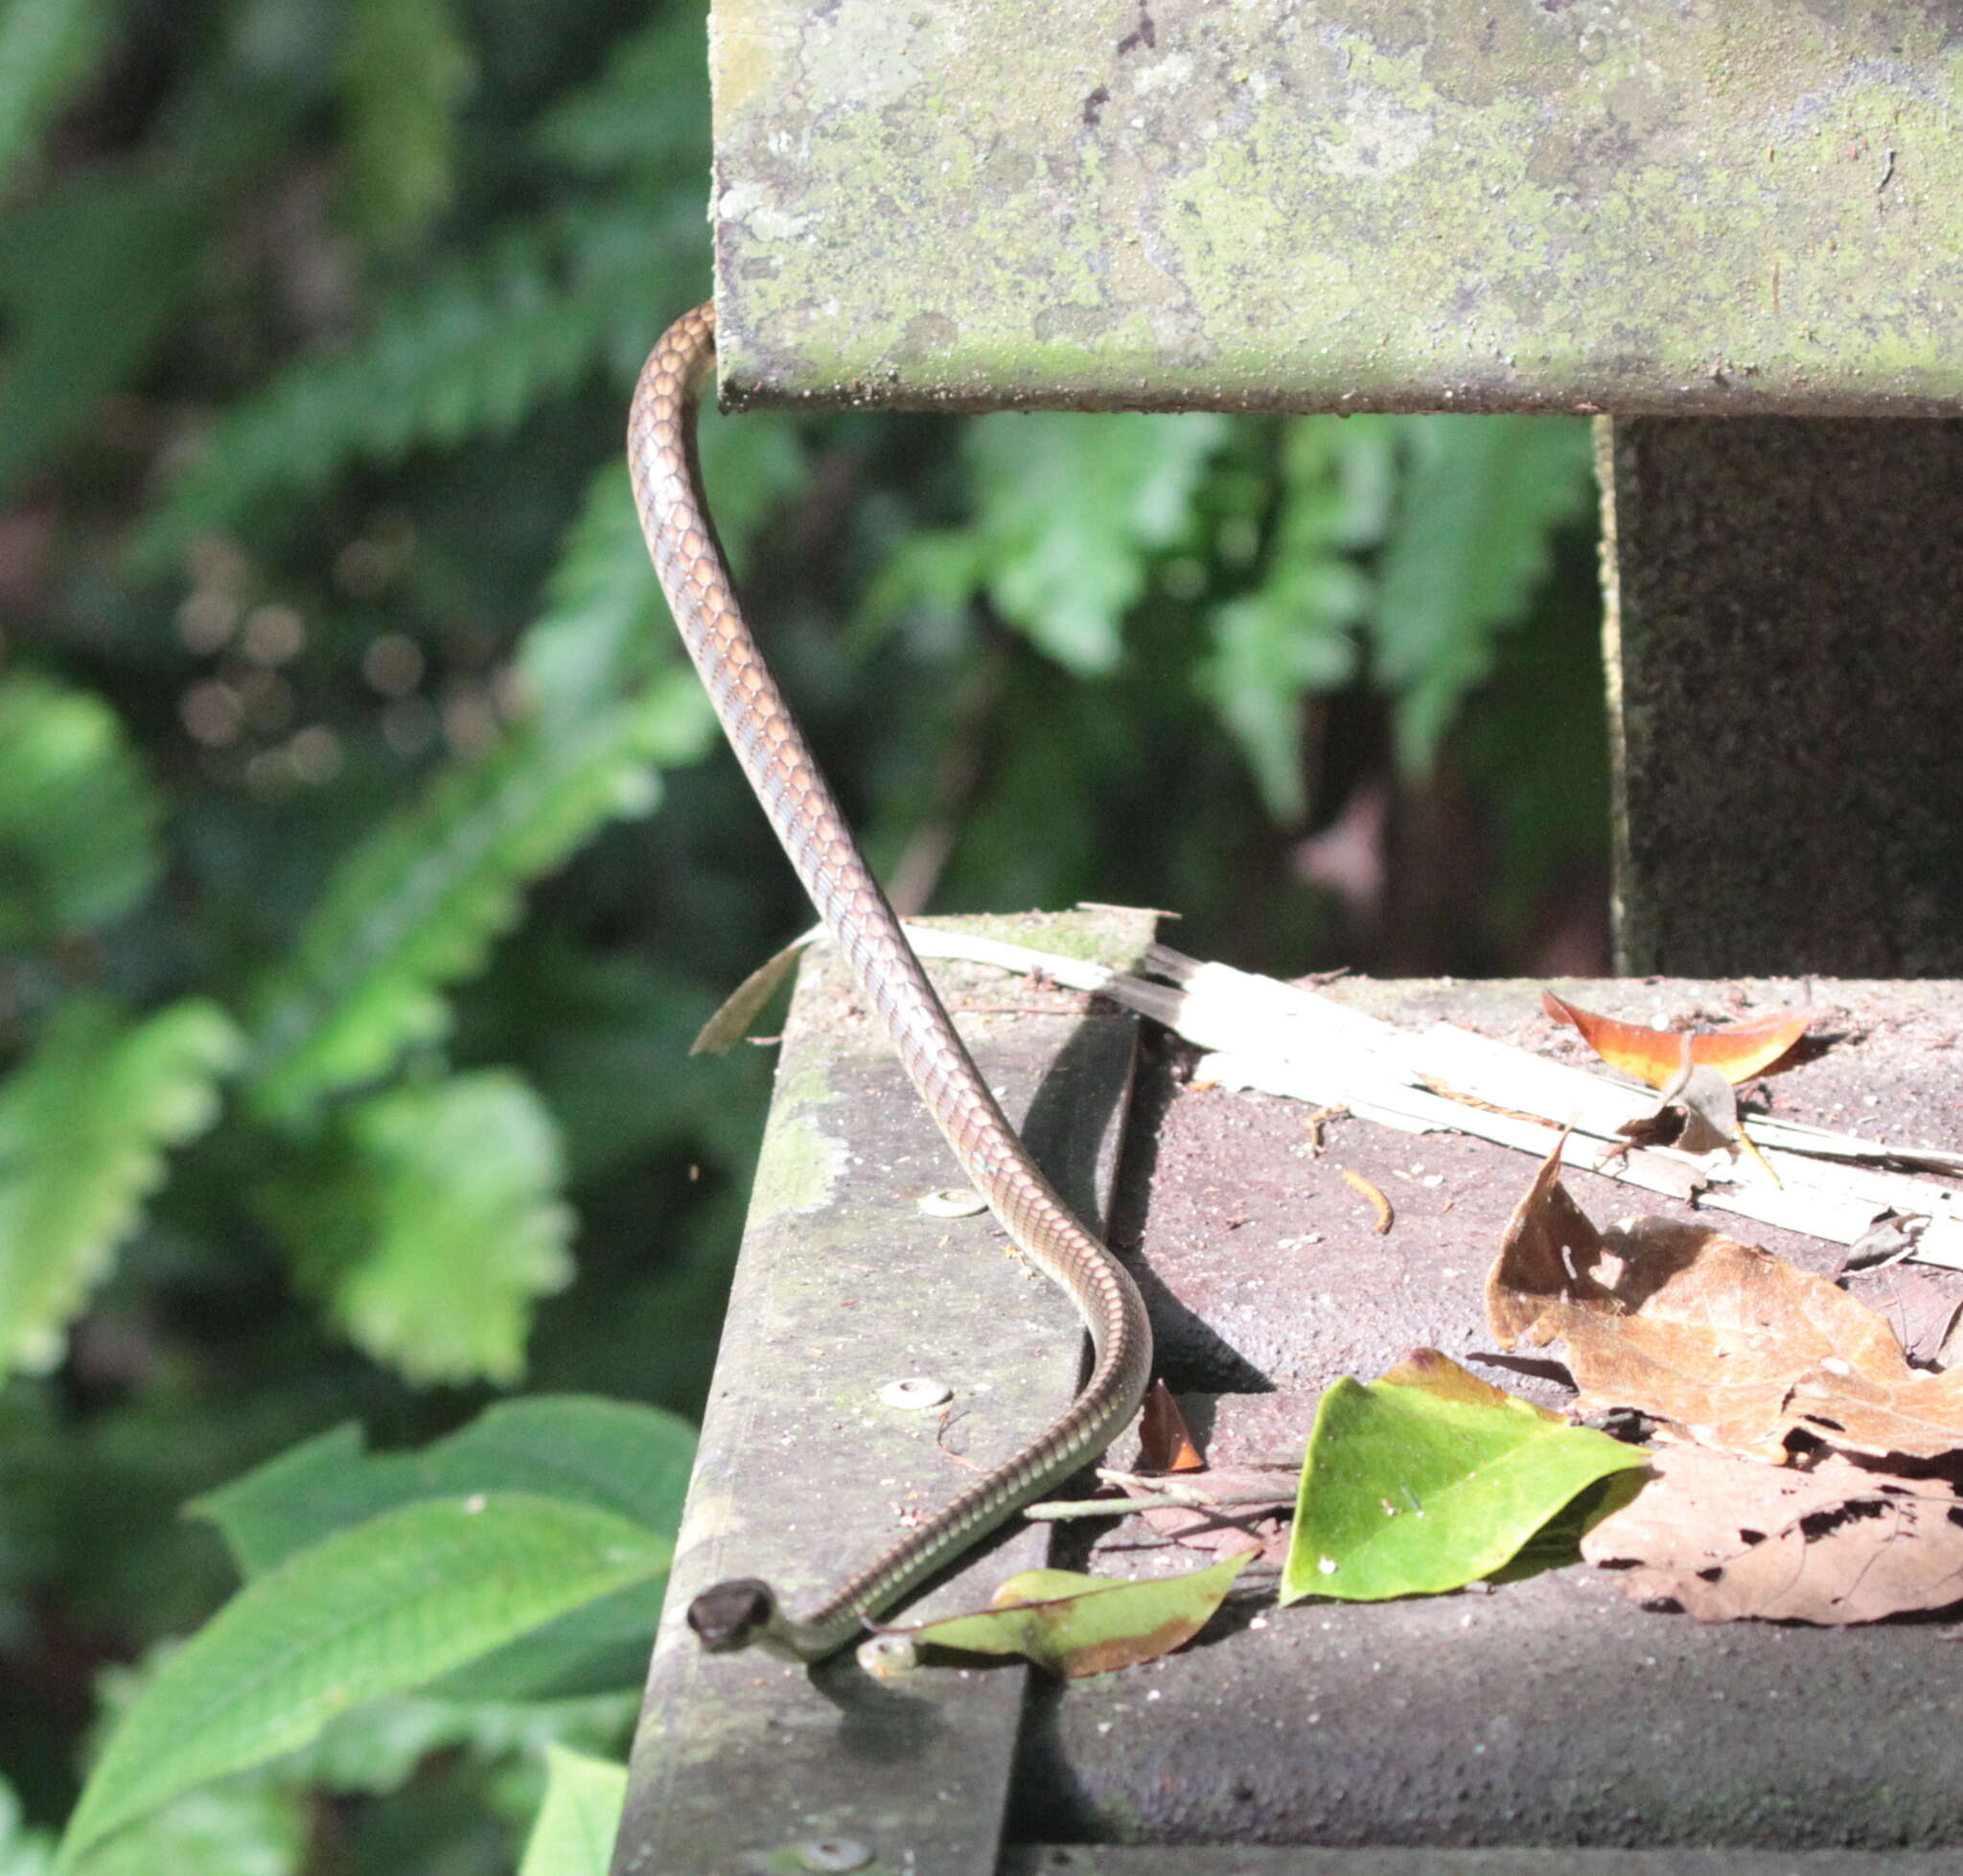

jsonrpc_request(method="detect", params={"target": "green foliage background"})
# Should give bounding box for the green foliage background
[0,0,1609,1866]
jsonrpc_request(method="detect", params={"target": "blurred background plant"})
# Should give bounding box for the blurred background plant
[0,0,1609,1867]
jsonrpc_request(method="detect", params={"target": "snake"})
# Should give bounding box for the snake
[627,301,1154,1664]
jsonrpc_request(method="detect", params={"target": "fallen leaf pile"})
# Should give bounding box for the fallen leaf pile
[1491,1142,1963,1622]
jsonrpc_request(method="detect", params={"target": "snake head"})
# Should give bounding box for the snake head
[687,1578,778,1653]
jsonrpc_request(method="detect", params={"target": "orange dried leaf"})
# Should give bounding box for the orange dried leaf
[1539,989,1810,1089]
[1582,1446,1963,1625]
[1487,1145,1963,1461]
[1139,1379,1207,1473]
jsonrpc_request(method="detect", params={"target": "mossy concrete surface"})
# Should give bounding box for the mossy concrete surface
[709,1,1963,417]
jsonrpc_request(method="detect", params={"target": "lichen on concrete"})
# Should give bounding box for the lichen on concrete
[708,0,1963,416]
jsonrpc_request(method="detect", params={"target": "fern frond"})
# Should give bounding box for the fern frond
[0,671,163,948]
[131,210,686,569]
[533,4,708,179]
[0,997,243,1380]
[1373,416,1594,773]
[519,403,805,724]
[261,1071,572,1386]
[338,0,475,248]
[875,412,1230,676]
[0,0,122,197]
[0,165,208,500]
[1201,419,1381,822]
[243,687,695,1128]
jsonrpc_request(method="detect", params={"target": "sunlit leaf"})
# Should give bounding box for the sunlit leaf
[0,998,241,1379]
[1540,989,1811,1089]
[260,1073,574,1386]
[191,1393,692,1700]
[894,1552,1251,1677]
[517,1746,627,1876]
[61,1779,303,1876]
[0,1774,56,1876]
[1281,1349,1645,1604]
[0,674,162,948]
[59,1494,670,1864]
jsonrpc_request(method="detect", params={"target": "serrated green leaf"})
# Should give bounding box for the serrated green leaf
[0,997,242,1379]
[337,0,473,247]
[888,411,1227,674]
[0,674,163,948]
[59,1494,670,1865]
[1373,416,1594,772]
[0,0,122,196]
[244,701,672,1126]
[63,1780,303,1876]
[260,1073,572,1386]
[1280,1351,1648,1605]
[193,1395,693,1700]
[900,1552,1252,1677]
[517,1746,627,1876]
[193,1394,693,1577]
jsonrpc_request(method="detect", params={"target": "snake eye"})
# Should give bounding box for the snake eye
[688,1578,776,1652]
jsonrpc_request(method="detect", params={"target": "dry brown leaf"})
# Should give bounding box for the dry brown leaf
[1540,990,1811,1088]
[1487,1145,1963,1461]
[1125,1466,1294,1562]
[1138,1379,1207,1473]
[1582,1446,1963,1624]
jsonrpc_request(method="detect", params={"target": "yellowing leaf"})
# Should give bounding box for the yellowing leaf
[890,1552,1252,1678]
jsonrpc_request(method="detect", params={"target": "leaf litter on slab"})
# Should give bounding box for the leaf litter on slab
[1487,1144,1963,1461]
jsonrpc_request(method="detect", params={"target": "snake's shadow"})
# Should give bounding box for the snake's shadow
[1020,1009,1270,1397]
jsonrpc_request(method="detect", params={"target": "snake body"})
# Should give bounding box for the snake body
[628,302,1153,1663]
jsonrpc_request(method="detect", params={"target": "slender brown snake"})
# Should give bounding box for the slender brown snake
[627,301,1153,1662]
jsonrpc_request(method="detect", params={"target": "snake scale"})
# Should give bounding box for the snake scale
[627,302,1154,1663]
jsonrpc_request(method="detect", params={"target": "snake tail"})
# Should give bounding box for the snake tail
[627,302,1153,1664]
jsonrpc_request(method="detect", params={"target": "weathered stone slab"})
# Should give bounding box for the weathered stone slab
[710,2,1963,417]
[1025,974,1963,1856]
[612,908,1158,1876]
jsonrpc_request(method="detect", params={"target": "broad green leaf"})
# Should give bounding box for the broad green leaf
[244,698,678,1126]
[517,1746,627,1876]
[1374,416,1594,772]
[282,1689,636,1798]
[0,998,242,1379]
[260,1072,573,1386]
[0,674,162,948]
[1281,1350,1647,1605]
[193,1395,693,1701]
[337,0,474,247]
[62,1781,303,1876]
[59,1494,670,1865]
[192,1395,694,1577]
[898,1552,1251,1677]
[0,0,121,195]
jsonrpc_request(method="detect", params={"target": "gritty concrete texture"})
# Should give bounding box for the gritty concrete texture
[1599,416,1963,978]
[612,907,1157,1876]
[619,943,1963,1865]
[709,1,1963,416]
